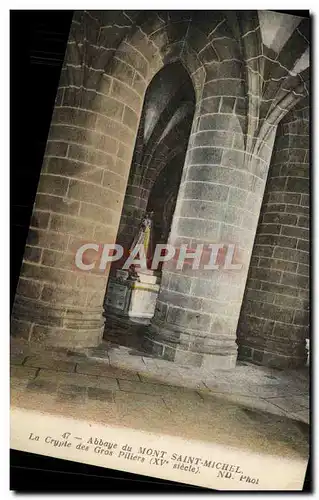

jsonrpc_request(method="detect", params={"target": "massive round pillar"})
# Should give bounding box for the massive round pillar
[237,99,309,368]
[11,12,150,347]
[144,93,277,369]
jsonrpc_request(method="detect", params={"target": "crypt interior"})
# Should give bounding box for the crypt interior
[11,10,310,376]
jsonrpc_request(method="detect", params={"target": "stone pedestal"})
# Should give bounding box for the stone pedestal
[104,269,160,322]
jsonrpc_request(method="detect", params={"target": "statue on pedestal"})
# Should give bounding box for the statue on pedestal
[128,211,154,279]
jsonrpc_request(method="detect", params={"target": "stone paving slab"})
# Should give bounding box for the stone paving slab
[24,355,76,373]
[10,380,309,463]
[35,368,120,391]
[10,339,309,424]
[117,379,190,398]
[263,397,309,414]
[76,361,140,381]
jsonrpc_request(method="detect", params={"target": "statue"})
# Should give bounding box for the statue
[128,211,154,278]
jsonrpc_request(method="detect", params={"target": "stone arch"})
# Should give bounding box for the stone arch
[115,61,196,249]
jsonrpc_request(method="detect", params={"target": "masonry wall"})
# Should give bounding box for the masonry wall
[237,98,309,368]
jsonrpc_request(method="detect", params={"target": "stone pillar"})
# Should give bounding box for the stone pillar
[144,89,276,369]
[11,11,146,348]
[237,101,309,369]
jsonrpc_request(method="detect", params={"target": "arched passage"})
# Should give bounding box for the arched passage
[103,61,196,332]
[115,62,195,249]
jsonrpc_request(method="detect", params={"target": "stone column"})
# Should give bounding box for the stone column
[144,86,276,369]
[11,11,146,348]
[237,101,309,368]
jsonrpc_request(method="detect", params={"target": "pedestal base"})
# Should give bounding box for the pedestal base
[104,269,160,322]
[143,322,238,370]
[11,297,104,348]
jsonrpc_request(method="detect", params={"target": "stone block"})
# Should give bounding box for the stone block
[162,345,176,362]
[122,106,139,130]
[258,223,282,234]
[168,274,192,294]
[258,258,298,273]
[49,213,95,239]
[26,379,58,394]
[88,386,114,402]
[176,217,220,240]
[198,114,240,133]
[174,349,203,367]
[281,163,309,178]
[37,174,69,197]
[67,180,122,208]
[237,345,253,361]
[187,146,223,165]
[300,194,309,206]
[102,171,127,193]
[41,284,87,307]
[286,177,309,194]
[285,204,309,216]
[297,264,309,276]
[252,245,274,258]
[272,322,306,340]
[273,247,309,264]
[281,272,309,289]
[179,199,225,222]
[201,353,237,371]
[79,202,119,227]
[27,228,69,251]
[281,226,309,240]
[142,336,163,357]
[203,79,243,99]
[35,194,80,217]
[15,278,43,300]
[297,240,309,252]
[10,319,33,340]
[96,115,135,146]
[297,216,309,229]
[263,212,298,226]
[256,234,297,249]
[199,97,221,114]
[23,246,42,264]
[274,294,305,309]
[30,211,51,230]
[193,130,233,149]
[44,141,69,158]
[166,306,211,332]
[183,181,229,203]
[41,249,73,271]
[52,107,98,130]
[110,78,142,114]
[49,124,118,155]
[246,289,274,304]
[25,354,76,372]
[108,57,135,85]
[132,72,147,95]
[266,177,287,192]
[159,290,202,312]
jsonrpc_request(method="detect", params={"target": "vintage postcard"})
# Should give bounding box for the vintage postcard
[10,9,310,491]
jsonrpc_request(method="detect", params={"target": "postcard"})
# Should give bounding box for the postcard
[10,9,310,491]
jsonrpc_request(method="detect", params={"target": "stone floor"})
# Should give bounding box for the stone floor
[10,335,310,491]
[10,336,309,425]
